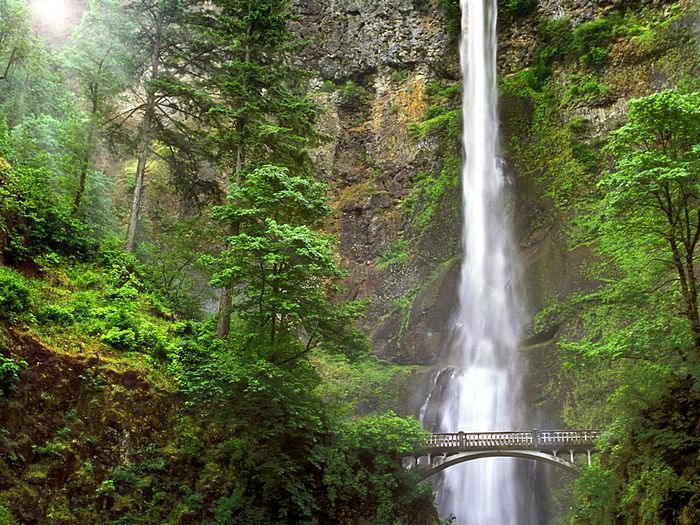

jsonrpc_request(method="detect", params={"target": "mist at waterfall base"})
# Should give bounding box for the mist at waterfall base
[419,1,550,523]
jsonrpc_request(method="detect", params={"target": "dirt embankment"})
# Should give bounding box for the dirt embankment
[0,328,176,524]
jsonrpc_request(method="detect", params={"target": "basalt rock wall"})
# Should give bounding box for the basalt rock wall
[292,0,697,416]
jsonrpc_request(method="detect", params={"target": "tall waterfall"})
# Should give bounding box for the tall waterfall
[420,0,527,523]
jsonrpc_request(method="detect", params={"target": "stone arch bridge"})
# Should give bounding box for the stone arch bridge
[404,430,602,481]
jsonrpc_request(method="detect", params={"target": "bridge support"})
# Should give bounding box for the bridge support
[408,450,580,481]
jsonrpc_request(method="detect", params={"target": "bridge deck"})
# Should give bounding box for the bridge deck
[424,430,601,453]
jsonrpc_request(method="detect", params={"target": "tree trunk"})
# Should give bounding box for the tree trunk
[125,110,152,253]
[215,27,251,338]
[215,76,246,338]
[684,250,700,351]
[216,288,232,338]
[72,79,101,217]
[125,21,162,253]
[72,118,97,217]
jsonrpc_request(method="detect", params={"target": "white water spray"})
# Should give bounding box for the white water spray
[420,1,527,523]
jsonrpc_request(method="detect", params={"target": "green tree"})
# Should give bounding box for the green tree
[207,165,364,363]
[599,89,700,359]
[553,89,700,524]
[321,412,437,525]
[120,0,183,253]
[61,0,132,216]
[0,0,35,82]
[184,0,320,337]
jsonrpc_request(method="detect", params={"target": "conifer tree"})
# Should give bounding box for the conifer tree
[185,0,320,337]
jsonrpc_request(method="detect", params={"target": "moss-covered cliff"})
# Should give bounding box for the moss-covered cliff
[299,0,698,414]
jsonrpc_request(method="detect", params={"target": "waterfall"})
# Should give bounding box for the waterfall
[420,1,529,523]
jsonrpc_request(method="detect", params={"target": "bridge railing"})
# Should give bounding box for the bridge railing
[535,430,602,448]
[427,431,534,450]
[425,430,601,452]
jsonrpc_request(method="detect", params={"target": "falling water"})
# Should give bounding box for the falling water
[420,0,528,523]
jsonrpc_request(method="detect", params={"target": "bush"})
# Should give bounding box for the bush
[37,304,76,326]
[0,505,17,525]
[98,312,172,357]
[504,0,537,16]
[532,17,574,87]
[338,80,371,109]
[0,267,31,321]
[94,285,174,358]
[0,156,91,264]
[572,17,616,54]
[0,354,26,397]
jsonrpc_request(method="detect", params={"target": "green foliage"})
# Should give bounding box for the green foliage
[500,80,599,208]
[571,17,616,67]
[320,79,336,91]
[570,463,621,524]
[0,140,92,264]
[439,0,461,39]
[594,90,700,355]
[36,303,76,326]
[544,89,700,523]
[409,104,459,140]
[33,427,72,459]
[208,165,366,359]
[338,80,371,108]
[344,411,429,456]
[312,353,416,414]
[570,373,700,524]
[405,98,461,234]
[527,14,616,89]
[0,354,26,397]
[529,17,574,88]
[319,412,436,525]
[0,1,444,522]
[613,3,686,54]
[168,326,436,524]
[0,267,31,321]
[90,280,173,358]
[377,240,410,270]
[0,504,16,525]
[503,0,537,17]
[562,75,612,106]
[138,211,215,319]
[185,0,320,174]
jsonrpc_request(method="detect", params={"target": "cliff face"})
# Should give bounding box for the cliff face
[293,0,698,415]
[293,0,461,372]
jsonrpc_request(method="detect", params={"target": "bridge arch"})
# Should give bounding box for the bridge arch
[416,450,578,481]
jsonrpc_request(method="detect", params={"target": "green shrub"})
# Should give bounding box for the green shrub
[562,75,612,106]
[572,17,617,68]
[580,47,609,68]
[37,304,76,326]
[338,80,371,108]
[439,0,461,39]
[0,504,17,525]
[504,0,537,16]
[377,240,410,270]
[0,354,26,396]
[95,287,174,358]
[0,267,31,320]
[572,17,617,55]
[319,79,336,92]
[33,427,71,459]
[0,158,91,264]
[98,315,172,358]
[532,17,574,87]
